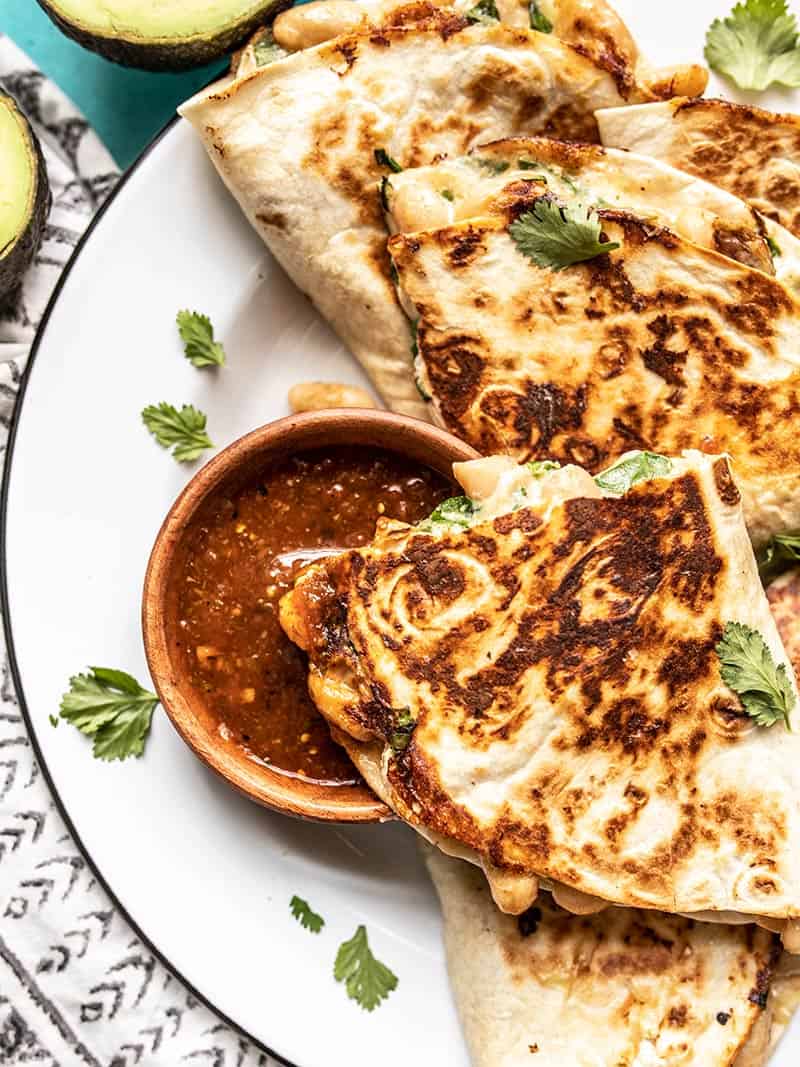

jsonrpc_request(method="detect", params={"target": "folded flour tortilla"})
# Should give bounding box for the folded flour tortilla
[425,846,783,1067]
[596,98,800,241]
[421,565,800,1067]
[179,2,704,419]
[386,157,800,547]
[280,451,800,942]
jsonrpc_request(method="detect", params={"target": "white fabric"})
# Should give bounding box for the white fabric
[0,36,279,1067]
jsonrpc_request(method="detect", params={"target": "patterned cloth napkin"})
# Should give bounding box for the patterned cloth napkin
[0,36,278,1067]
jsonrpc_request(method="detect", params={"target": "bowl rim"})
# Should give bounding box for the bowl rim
[141,408,480,823]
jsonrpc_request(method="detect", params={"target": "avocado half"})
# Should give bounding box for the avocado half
[37,0,293,71]
[0,90,50,303]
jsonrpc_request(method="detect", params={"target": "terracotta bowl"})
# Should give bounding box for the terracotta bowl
[142,409,479,823]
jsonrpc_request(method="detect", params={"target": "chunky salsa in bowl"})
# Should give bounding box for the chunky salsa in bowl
[142,409,478,822]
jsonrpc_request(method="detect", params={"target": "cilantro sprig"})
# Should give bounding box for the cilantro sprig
[705,0,800,90]
[509,199,619,272]
[716,622,795,729]
[594,452,672,495]
[758,531,800,584]
[334,925,398,1011]
[290,896,325,933]
[60,668,158,761]
[177,310,226,368]
[142,402,214,463]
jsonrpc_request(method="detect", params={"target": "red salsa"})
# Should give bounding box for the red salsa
[172,447,451,784]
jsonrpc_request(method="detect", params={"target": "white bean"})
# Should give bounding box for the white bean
[273,1,365,51]
[288,381,376,413]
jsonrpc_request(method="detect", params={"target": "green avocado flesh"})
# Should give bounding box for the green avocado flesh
[0,91,48,300]
[44,0,274,38]
[0,99,35,260]
[39,0,291,69]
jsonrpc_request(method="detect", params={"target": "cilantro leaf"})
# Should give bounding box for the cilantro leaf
[705,0,800,90]
[334,925,398,1011]
[466,0,500,23]
[176,310,226,368]
[527,460,561,477]
[767,234,783,260]
[389,708,416,753]
[529,0,553,32]
[142,403,214,463]
[374,148,403,173]
[716,622,795,728]
[60,667,158,761]
[509,199,619,272]
[757,531,800,584]
[441,189,455,201]
[418,496,477,531]
[290,895,325,933]
[594,452,672,495]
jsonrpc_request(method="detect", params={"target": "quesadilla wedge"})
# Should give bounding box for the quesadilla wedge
[425,568,800,1067]
[280,451,800,939]
[387,180,800,548]
[257,0,706,102]
[425,846,782,1067]
[596,98,800,241]
[383,136,800,286]
[179,15,701,420]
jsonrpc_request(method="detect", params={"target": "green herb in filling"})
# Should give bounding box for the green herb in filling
[417,495,478,531]
[529,0,553,33]
[527,459,561,477]
[374,148,403,172]
[390,708,417,753]
[594,452,672,495]
[466,0,500,22]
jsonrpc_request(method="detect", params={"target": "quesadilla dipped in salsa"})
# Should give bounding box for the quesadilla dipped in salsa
[280,452,800,945]
[386,160,800,548]
[425,846,785,1067]
[596,98,800,241]
[179,5,704,420]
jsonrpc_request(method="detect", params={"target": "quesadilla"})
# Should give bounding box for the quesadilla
[383,136,800,286]
[425,566,800,1067]
[425,846,782,1067]
[596,98,800,241]
[258,0,706,102]
[280,451,800,939]
[179,10,703,420]
[386,170,800,547]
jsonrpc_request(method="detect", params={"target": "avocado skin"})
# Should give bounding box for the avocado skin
[0,91,51,303]
[36,0,292,71]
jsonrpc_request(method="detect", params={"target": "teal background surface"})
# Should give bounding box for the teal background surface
[1,3,223,168]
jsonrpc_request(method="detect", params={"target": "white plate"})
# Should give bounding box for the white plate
[3,3,800,1064]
